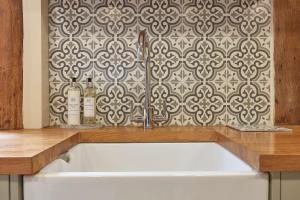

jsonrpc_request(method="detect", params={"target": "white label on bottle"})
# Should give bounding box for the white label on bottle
[68,90,80,125]
[84,97,95,117]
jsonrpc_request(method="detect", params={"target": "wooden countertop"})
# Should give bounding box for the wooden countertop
[214,125,300,172]
[0,125,299,174]
[0,129,79,174]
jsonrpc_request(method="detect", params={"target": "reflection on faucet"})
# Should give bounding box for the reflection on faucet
[133,30,166,129]
[137,30,153,129]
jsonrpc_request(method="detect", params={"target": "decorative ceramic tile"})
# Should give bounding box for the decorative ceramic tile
[211,18,240,38]
[227,0,272,37]
[49,0,93,38]
[182,81,227,125]
[49,37,94,82]
[169,19,198,49]
[49,0,273,126]
[227,37,271,82]
[49,82,68,125]
[96,82,135,126]
[150,37,182,82]
[182,37,227,82]
[168,67,195,85]
[139,0,182,37]
[121,62,145,83]
[151,82,183,125]
[94,0,138,37]
[94,37,137,82]
[227,81,271,125]
[183,0,227,37]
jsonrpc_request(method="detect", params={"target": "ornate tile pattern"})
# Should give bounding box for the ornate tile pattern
[49,0,273,126]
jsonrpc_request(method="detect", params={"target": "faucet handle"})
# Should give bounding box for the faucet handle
[130,101,168,125]
[130,101,144,123]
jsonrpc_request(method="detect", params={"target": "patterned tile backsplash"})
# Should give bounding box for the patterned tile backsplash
[49,0,273,126]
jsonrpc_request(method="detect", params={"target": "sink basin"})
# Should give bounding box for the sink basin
[24,143,268,200]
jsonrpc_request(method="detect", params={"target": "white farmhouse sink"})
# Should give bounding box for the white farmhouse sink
[24,143,268,200]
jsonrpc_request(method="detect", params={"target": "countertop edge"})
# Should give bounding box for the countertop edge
[0,126,299,174]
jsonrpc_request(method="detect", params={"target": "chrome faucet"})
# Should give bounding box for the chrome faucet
[136,30,154,129]
[131,30,167,128]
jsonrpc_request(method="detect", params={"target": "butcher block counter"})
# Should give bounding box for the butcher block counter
[0,125,299,174]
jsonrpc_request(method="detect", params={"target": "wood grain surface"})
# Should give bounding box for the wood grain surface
[0,0,23,129]
[80,126,217,143]
[0,129,79,174]
[274,0,300,124]
[0,126,300,174]
[214,126,300,171]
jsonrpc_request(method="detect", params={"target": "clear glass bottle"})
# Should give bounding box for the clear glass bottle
[83,77,96,124]
[68,77,81,125]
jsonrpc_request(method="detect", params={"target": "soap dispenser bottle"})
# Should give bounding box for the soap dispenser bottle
[67,77,81,125]
[83,77,96,124]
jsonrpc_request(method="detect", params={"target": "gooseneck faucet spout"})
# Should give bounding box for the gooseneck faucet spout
[137,30,154,129]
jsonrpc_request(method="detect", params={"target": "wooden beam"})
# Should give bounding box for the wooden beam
[0,0,23,129]
[275,0,300,124]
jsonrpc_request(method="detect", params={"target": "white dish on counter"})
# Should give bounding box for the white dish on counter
[24,143,268,200]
